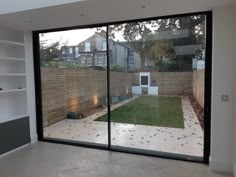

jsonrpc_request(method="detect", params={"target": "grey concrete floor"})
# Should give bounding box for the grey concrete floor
[0,142,232,177]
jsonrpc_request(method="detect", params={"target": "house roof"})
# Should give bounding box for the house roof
[61,32,134,51]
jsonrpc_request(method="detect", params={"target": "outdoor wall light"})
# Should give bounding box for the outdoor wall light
[69,97,78,112]
[126,87,129,95]
[93,95,98,107]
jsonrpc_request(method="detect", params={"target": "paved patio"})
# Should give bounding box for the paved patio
[44,96,203,157]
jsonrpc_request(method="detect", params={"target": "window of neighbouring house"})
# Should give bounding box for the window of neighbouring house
[85,42,91,51]
[81,56,86,64]
[102,41,106,51]
[104,55,107,65]
[129,54,134,65]
[69,47,73,54]
[75,47,79,57]
[97,55,103,65]
[62,48,65,54]
[87,56,92,65]
[97,54,106,66]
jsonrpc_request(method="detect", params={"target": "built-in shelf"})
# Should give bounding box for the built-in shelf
[0,89,27,94]
[0,73,26,76]
[0,27,28,132]
[0,56,25,61]
[0,40,24,46]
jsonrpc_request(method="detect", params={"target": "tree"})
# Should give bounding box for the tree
[108,15,205,41]
[107,15,205,68]
[40,41,61,62]
[126,37,176,68]
[40,34,61,63]
[144,39,176,61]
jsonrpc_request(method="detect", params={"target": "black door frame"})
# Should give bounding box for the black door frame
[33,11,212,164]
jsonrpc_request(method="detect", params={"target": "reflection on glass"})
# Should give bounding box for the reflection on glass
[105,15,205,158]
[38,14,207,160]
[40,27,108,146]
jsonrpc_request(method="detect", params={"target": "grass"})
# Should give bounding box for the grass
[95,96,184,128]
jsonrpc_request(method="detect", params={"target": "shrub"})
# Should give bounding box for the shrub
[110,64,124,72]
[157,60,181,72]
[155,55,193,72]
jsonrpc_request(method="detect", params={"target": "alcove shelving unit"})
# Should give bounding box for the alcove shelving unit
[0,28,28,124]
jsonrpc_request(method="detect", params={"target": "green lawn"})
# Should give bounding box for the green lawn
[95,96,184,128]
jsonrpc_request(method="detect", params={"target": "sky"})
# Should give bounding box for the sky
[40,27,126,46]
[39,22,191,47]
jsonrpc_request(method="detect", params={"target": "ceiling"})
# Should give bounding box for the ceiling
[0,0,235,31]
[0,0,85,15]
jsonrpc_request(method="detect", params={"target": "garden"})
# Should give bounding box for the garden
[95,96,184,128]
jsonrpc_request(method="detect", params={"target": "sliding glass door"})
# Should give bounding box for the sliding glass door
[35,12,211,162]
[107,15,207,160]
[39,27,109,147]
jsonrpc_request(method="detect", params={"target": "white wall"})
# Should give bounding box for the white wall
[233,9,236,177]
[21,5,236,175]
[20,5,236,175]
[25,31,37,143]
[1,2,235,175]
[210,5,236,174]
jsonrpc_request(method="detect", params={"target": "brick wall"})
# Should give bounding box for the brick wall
[132,72,193,95]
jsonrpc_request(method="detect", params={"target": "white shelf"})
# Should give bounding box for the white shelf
[0,89,27,94]
[0,56,25,61]
[0,73,26,76]
[0,40,24,46]
[0,27,28,125]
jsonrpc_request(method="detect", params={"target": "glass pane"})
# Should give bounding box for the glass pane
[105,15,206,159]
[39,27,108,147]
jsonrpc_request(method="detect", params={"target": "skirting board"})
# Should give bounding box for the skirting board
[209,157,233,174]
[0,144,29,158]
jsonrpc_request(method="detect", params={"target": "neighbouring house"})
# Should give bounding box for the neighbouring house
[60,32,142,71]
[60,29,204,72]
